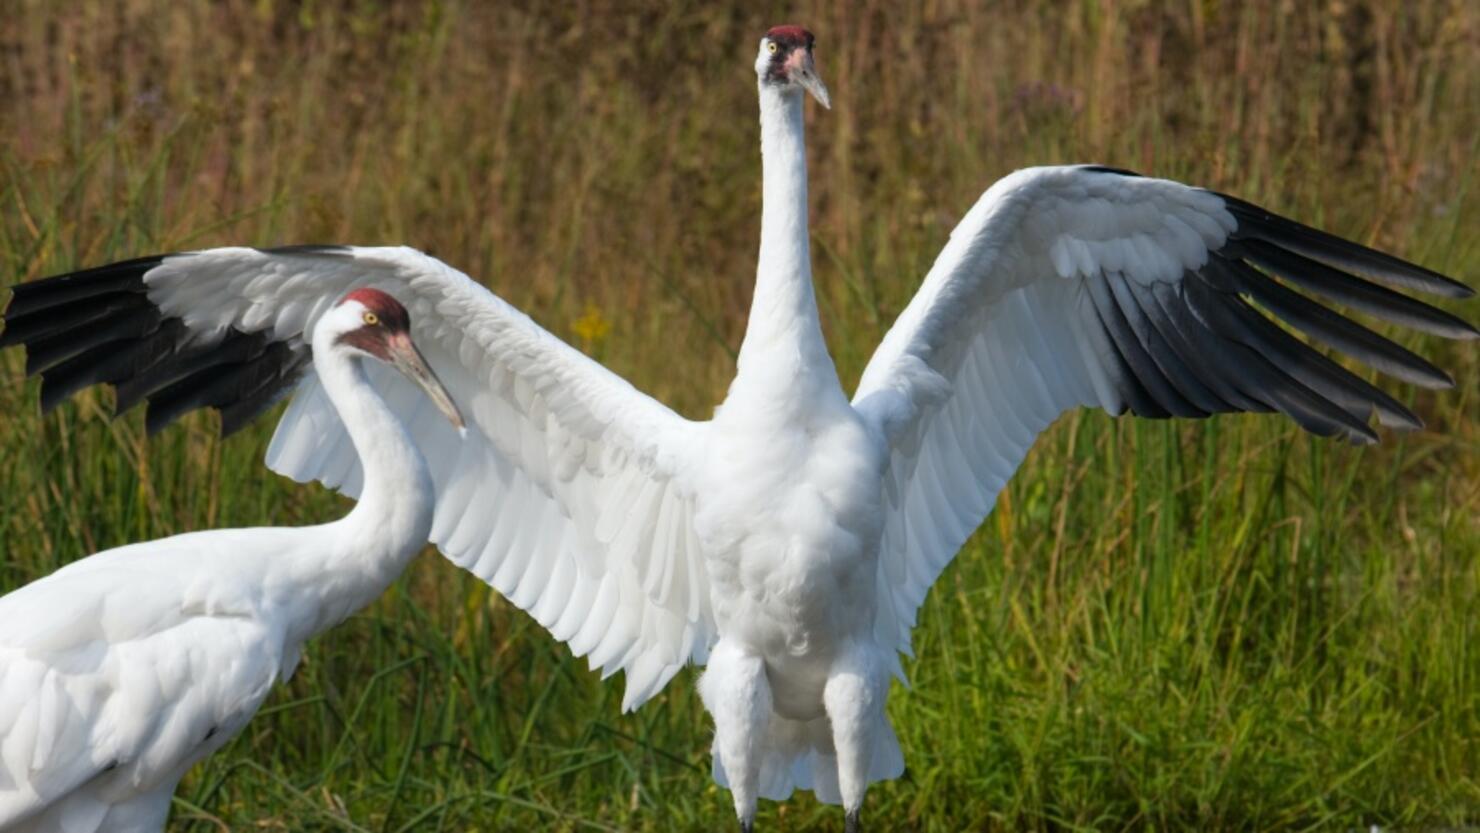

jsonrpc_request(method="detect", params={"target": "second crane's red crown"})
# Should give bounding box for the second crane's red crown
[341,287,411,332]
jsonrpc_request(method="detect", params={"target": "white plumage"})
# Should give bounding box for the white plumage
[4,24,1473,832]
[0,292,464,831]
[856,168,1241,655]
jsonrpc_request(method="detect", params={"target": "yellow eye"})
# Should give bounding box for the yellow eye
[363,312,379,326]
[767,41,778,54]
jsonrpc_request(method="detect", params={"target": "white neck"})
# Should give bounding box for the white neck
[289,333,436,638]
[730,84,840,404]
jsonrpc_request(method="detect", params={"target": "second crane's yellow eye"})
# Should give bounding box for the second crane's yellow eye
[767,41,778,54]
[363,312,379,326]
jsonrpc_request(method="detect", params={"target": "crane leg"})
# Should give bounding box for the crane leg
[824,642,888,832]
[700,639,772,832]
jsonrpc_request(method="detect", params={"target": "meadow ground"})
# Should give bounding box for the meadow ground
[0,2,1477,830]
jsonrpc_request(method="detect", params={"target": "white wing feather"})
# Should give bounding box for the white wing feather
[857,163,1473,657]
[854,166,1241,656]
[141,247,715,709]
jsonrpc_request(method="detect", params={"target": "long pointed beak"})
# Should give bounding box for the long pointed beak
[386,332,466,433]
[790,49,831,109]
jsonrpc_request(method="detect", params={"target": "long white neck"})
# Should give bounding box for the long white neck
[289,335,436,639]
[729,84,840,407]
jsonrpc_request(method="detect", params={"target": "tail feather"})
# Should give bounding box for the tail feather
[711,713,903,806]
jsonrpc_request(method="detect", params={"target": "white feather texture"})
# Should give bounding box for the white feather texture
[0,299,453,831]
[0,536,287,832]
[140,246,717,711]
[854,166,1240,657]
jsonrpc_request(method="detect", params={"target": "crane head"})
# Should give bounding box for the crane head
[329,288,466,431]
[757,25,829,109]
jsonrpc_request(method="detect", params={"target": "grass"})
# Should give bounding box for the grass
[1,1,1477,830]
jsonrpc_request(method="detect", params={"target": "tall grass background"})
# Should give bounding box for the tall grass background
[1,1,1476,830]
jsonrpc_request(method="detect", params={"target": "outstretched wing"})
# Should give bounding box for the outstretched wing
[853,165,1476,659]
[2,246,716,709]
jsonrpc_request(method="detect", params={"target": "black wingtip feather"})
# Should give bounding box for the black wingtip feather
[3,251,322,437]
[1080,279,1177,418]
[5,255,163,318]
[1142,281,1270,414]
[1,292,142,349]
[1183,280,1382,443]
[1104,272,1227,415]
[144,339,306,435]
[258,243,353,257]
[1208,276,1425,431]
[1220,194,1475,300]
[24,306,163,376]
[38,321,189,413]
[114,329,272,416]
[218,356,310,437]
[1233,238,1478,340]
[1079,165,1143,178]
[1210,255,1457,390]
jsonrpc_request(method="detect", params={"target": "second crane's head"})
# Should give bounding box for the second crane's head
[326,288,465,430]
[757,25,830,109]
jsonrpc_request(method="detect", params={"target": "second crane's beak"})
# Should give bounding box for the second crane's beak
[387,332,466,433]
[788,48,831,109]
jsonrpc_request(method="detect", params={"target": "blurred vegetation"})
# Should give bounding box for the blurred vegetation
[1,1,1477,830]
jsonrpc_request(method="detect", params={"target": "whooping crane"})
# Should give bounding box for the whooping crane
[0,290,463,832]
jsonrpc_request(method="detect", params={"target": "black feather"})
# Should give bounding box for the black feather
[1141,281,1265,413]
[145,339,305,435]
[1202,281,1423,430]
[5,255,160,318]
[1154,291,1297,422]
[0,292,148,349]
[1233,239,1478,339]
[1070,286,1152,416]
[39,320,188,413]
[114,330,272,415]
[1207,255,1455,389]
[218,356,309,438]
[1103,272,1224,414]
[2,251,328,436]
[1082,277,1190,418]
[1078,165,1143,178]
[1220,194,1473,299]
[1181,280,1379,443]
[25,306,163,376]
[258,244,353,257]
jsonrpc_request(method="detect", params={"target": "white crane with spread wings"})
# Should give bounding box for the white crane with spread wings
[3,24,1473,833]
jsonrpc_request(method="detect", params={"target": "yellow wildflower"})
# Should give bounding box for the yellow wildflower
[572,303,611,349]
